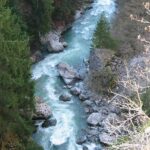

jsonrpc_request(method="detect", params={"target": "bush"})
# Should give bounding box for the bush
[93,12,118,50]
[141,88,150,116]
[90,66,117,94]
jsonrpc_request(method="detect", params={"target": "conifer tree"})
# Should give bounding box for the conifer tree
[0,1,42,149]
[93,13,117,50]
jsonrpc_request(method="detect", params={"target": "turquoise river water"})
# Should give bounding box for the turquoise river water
[32,0,115,149]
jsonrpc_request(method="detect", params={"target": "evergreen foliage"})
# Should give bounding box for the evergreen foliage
[93,13,118,50]
[29,0,53,34]
[8,0,53,53]
[141,89,150,116]
[0,1,42,149]
[52,0,76,24]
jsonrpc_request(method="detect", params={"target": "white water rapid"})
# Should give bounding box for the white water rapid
[32,0,115,150]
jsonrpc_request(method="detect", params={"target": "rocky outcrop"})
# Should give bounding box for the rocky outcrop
[87,113,103,126]
[99,132,116,146]
[30,51,44,63]
[59,92,72,101]
[41,31,68,53]
[33,97,52,120]
[76,130,87,145]
[57,63,81,85]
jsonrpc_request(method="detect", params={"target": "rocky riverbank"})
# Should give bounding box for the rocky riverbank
[33,97,57,129]
[82,0,150,149]
[50,60,121,148]
[31,0,94,63]
[33,0,150,149]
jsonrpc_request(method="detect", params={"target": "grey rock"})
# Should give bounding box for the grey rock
[41,31,64,52]
[34,97,52,120]
[70,87,81,95]
[79,93,89,101]
[59,93,72,101]
[42,118,57,128]
[62,42,68,47]
[84,107,93,114]
[83,100,93,106]
[86,128,99,136]
[99,132,115,145]
[92,106,99,112]
[87,113,103,126]
[57,63,80,85]
[76,130,87,145]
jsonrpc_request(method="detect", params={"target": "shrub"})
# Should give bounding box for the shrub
[141,88,150,116]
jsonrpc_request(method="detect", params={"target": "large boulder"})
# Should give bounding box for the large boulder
[87,112,103,126]
[57,63,81,85]
[59,92,72,101]
[99,132,116,146]
[33,97,52,120]
[76,130,87,145]
[41,31,67,52]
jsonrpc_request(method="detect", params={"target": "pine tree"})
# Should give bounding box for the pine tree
[93,12,117,50]
[0,1,42,149]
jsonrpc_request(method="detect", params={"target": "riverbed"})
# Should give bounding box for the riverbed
[32,0,115,149]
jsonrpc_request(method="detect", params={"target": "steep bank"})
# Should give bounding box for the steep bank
[112,0,149,58]
[86,0,150,149]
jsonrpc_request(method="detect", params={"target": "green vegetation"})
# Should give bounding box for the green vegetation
[52,0,86,26]
[29,0,53,34]
[113,135,130,147]
[8,0,84,53]
[93,13,118,50]
[141,88,150,116]
[92,13,118,94]
[91,66,117,94]
[0,1,42,149]
[0,0,87,149]
[8,0,53,53]
[52,0,75,24]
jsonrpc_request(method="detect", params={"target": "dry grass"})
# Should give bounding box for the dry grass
[112,0,149,58]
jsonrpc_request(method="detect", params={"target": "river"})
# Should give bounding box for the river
[32,0,115,150]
